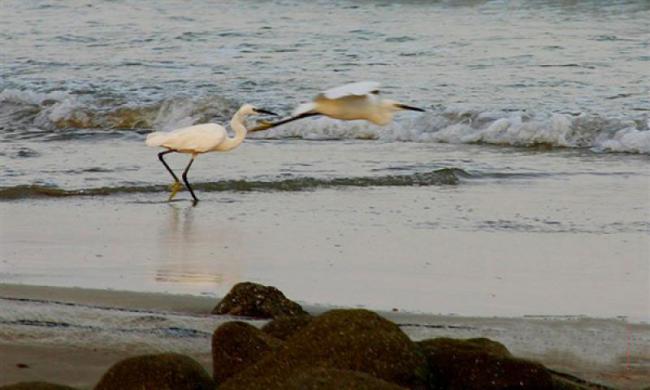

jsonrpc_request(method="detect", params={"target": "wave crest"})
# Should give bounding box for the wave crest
[0,88,236,137]
[2,88,648,153]
[254,107,650,154]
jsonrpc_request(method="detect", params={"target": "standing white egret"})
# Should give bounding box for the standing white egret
[145,104,277,204]
[252,81,424,131]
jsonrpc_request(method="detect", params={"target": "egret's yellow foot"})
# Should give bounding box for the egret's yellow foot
[168,181,183,201]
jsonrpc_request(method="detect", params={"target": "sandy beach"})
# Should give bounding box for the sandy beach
[1,283,649,389]
[2,0,649,388]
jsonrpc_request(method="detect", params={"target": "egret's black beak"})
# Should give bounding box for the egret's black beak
[396,104,425,112]
[254,108,278,116]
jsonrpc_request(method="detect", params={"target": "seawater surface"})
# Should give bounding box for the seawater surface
[1,0,649,320]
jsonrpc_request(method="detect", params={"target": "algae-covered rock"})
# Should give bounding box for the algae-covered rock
[212,321,283,383]
[270,367,407,389]
[423,337,512,357]
[220,309,425,389]
[418,337,553,390]
[261,315,313,340]
[549,370,610,390]
[94,353,214,390]
[213,282,307,319]
[0,383,76,390]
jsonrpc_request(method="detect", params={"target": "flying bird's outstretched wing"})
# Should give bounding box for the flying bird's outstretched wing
[318,81,380,100]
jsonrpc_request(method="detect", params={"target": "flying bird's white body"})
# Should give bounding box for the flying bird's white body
[295,81,393,125]
[254,81,423,131]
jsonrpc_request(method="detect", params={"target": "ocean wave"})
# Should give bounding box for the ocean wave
[0,169,463,200]
[0,88,237,137]
[254,108,650,154]
[2,88,648,154]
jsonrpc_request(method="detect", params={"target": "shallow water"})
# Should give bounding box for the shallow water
[1,142,648,320]
[1,1,649,320]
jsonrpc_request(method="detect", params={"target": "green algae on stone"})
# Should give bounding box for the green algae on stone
[261,315,314,341]
[220,309,426,390]
[268,367,408,389]
[418,337,553,390]
[212,321,283,384]
[548,369,615,390]
[0,383,77,390]
[213,282,307,319]
[422,337,512,357]
[94,353,214,390]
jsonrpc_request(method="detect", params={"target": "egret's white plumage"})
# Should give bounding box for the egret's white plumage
[292,102,317,116]
[252,81,424,131]
[319,81,380,100]
[146,123,227,153]
[146,104,276,203]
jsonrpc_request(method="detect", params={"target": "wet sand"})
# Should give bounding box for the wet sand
[1,161,648,388]
[2,184,648,320]
[1,283,649,389]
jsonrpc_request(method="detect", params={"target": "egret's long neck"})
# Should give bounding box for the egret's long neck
[219,111,248,151]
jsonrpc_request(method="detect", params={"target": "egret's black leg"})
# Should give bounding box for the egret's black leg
[158,150,180,182]
[182,156,198,203]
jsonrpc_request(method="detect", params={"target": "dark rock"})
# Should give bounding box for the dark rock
[220,309,425,389]
[548,369,612,390]
[418,337,553,390]
[94,353,214,390]
[212,321,283,383]
[213,282,307,319]
[261,315,314,340]
[270,367,407,389]
[423,337,512,357]
[550,375,594,390]
[0,383,76,390]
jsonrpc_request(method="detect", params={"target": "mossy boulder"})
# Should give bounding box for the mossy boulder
[220,309,425,389]
[0,383,76,390]
[213,282,307,319]
[212,321,283,383]
[423,337,512,357]
[418,337,553,390]
[261,315,314,340]
[548,370,608,390]
[268,367,407,389]
[94,353,214,390]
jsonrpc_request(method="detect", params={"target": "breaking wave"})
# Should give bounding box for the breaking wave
[0,88,237,140]
[1,88,648,154]
[0,168,463,200]
[254,107,650,154]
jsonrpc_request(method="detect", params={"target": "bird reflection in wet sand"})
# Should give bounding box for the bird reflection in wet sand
[155,203,241,289]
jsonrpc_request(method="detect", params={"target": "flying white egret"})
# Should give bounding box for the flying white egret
[252,81,424,131]
[145,104,277,204]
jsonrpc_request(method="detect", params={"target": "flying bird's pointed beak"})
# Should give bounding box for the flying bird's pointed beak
[254,108,278,116]
[396,104,425,112]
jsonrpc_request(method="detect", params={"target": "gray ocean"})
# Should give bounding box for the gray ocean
[1,0,649,321]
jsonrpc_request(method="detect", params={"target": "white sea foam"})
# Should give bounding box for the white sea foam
[2,88,648,154]
[0,89,235,133]
[0,88,70,105]
[254,107,650,154]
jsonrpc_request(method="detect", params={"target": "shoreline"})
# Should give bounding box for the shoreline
[5,282,647,323]
[1,283,649,389]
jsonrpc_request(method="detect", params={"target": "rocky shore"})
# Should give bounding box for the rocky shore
[0,282,630,389]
